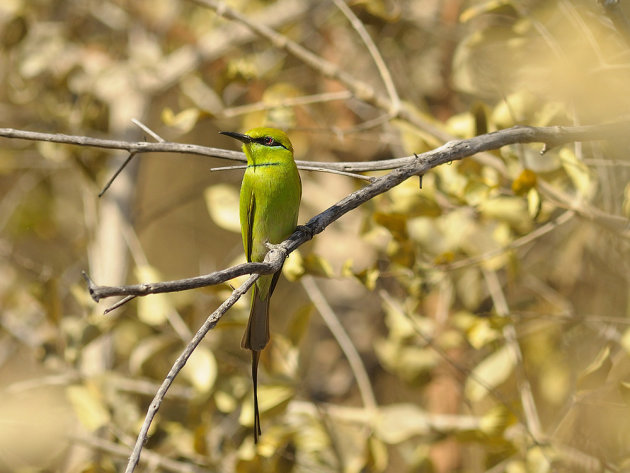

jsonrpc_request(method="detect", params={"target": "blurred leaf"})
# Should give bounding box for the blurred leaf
[446,111,476,138]
[226,56,259,81]
[267,335,299,379]
[128,334,175,375]
[342,260,380,290]
[204,183,241,233]
[577,345,612,391]
[181,345,218,393]
[161,107,201,133]
[623,182,630,218]
[478,196,531,234]
[283,250,305,282]
[527,187,542,220]
[215,390,238,414]
[286,303,313,346]
[367,435,388,472]
[134,265,172,325]
[619,381,630,406]
[66,384,110,431]
[460,0,518,23]
[239,384,294,428]
[388,179,442,218]
[466,316,501,350]
[465,344,515,402]
[351,0,401,21]
[373,212,407,239]
[526,445,552,473]
[375,339,437,385]
[512,169,537,196]
[560,147,596,200]
[260,83,300,129]
[37,141,70,162]
[479,405,513,437]
[302,253,334,278]
[374,404,430,443]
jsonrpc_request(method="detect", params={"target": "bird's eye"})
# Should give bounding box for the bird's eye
[263,136,275,146]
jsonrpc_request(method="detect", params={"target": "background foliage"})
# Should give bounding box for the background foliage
[1,0,630,472]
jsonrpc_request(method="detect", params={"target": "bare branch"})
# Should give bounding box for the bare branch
[301,275,378,411]
[2,122,629,174]
[331,0,400,114]
[72,434,209,473]
[78,120,630,305]
[124,273,258,473]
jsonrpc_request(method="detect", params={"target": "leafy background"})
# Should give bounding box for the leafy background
[1,0,630,472]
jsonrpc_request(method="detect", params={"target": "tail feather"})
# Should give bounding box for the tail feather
[242,283,270,443]
[251,350,262,442]
[241,284,270,351]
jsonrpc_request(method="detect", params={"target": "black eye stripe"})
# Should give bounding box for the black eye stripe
[254,136,287,149]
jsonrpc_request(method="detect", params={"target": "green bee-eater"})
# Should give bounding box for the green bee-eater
[220,127,302,442]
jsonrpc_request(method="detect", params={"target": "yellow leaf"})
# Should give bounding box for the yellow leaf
[66,385,110,431]
[181,346,217,393]
[161,107,200,133]
[374,404,430,443]
[128,334,174,375]
[479,405,513,437]
[134,265,172,325]
[460,0,516,23]
[283,250,304,282]
[560,147,596,200]
[527,187,542,220]
[577,345,611,391]
[373,212,407,239]
[204,184,241,233]
[367,435,389,472]
[512,169,537,196]
[286,303,313,346]
[466,317,501,350]
[623,182,630,218]
[302,253,333,278]
[239,384,294,428]
[465,344,515,402]
[478,196,531,234]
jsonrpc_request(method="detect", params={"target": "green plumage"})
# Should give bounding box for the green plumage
[220,127,302,443]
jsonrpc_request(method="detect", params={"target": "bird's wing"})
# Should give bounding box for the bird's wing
[245,192,255,263]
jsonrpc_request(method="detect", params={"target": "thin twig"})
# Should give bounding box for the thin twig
[72,434,209,473]
[132,118,165,142]
[481,268,544,442]
[301,275,378,411]
[331,0,400,114]
[442,210,576,270]
[2,122,629,174]
[221,91,353,118]
[189,0,447,141]
[98,152,137,197]
[124,273,258,473]
[78,122,630,305]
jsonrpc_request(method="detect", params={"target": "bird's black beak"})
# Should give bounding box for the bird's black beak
[219,131,252,144]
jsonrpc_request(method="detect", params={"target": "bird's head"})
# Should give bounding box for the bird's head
[220,127,294,154]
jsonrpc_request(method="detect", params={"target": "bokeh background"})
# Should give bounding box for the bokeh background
[1,0,630,471]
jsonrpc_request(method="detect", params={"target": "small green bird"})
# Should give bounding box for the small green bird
[220,127,302,442]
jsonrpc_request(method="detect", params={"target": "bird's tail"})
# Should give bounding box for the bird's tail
[251,350,262,442]
[241,283,270,351]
